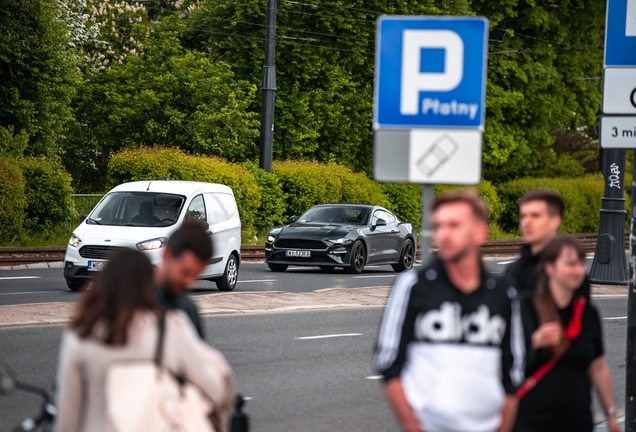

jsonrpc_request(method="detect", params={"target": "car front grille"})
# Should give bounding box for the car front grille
[79,245,126,260]
[274,239,327,250]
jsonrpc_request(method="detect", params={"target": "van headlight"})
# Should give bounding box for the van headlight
[68,234,82,248]
[136,237,168,251]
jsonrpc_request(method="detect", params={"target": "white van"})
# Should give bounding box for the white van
[63,180,241,292]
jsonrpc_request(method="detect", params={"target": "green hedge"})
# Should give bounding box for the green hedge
[497,176,608,234]
[0,158,26,242]
[273,160,390,217]
[436,181,504,224]
[19,157,77,231]
[381,183,422,230]
[244,161,287,233]
[108,148,262,236]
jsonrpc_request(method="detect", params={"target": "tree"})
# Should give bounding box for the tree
[472,0,605,181]
[182,0,470,173]
[63,25,259,191]
[0,0,79,156]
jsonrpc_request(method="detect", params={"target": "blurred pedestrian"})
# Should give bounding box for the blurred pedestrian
[513,236,620,432]
[504,189,590,298]
[155,220,212,338]
[374,191,525,432]
[55,248,233,432]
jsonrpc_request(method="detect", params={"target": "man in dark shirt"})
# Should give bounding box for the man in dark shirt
[155,221,212,338]
[375,191,524,432]
[504,190,590,298]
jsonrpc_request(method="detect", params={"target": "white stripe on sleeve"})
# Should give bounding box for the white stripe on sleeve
[509,289,525,386]
[373,270,418,372]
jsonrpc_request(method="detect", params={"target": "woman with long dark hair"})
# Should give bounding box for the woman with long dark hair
[512,236,620,432]
[55,248,233,432]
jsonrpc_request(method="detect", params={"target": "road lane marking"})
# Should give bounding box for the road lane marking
[593,294,628,298]
[497,260,515,265]
[296,333,363,340]
[365,375,383,380]
[0,290,67,296]
[352,275,396,279]
[605,316,627,320]
[237,279,277,283]
[0,276,41,280]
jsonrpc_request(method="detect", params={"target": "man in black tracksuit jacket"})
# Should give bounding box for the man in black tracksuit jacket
[503,190,590,299]
[375,192,525,432]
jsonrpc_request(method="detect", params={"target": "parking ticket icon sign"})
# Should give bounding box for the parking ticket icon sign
[374,17,488,130]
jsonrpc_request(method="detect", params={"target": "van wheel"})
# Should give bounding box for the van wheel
[216,254,238,292]
[66,279,84,292]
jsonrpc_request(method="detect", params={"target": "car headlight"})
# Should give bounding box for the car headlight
[327,238,352,245]
[68,234,81,248]
[267,235,276,243]
[136,237,168,251]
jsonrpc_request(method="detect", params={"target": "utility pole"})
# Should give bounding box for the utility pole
[259,0,277,173]
[627,153,636,431]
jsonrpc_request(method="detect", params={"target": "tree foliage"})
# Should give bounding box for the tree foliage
[0,0,79,156]
[63,25,259,191]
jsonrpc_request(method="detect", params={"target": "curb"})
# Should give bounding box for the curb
[0,286,393,328]
[0,261,64,270]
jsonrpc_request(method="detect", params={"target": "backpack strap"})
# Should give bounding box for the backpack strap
[154,311,166,367]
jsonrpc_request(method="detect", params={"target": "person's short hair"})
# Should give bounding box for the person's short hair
[519,189,565,218]
[167,220,213,262]
[431,190,489,223]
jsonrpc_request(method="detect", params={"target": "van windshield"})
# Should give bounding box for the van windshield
[87,192,186,227]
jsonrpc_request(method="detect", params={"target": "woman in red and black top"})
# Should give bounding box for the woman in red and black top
[513,236,620,432]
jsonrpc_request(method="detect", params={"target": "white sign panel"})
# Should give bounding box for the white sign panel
[601,116,636,148]
[408,129,482,184]
[603,68,636,114]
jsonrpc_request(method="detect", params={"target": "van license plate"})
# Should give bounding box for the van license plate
[87,261,106,271]
[286,250,311,258]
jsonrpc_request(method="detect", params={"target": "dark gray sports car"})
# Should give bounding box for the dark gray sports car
[264,204,416,273]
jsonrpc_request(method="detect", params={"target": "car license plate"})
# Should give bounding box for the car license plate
[285,250,311,258]
[87,261,106,271]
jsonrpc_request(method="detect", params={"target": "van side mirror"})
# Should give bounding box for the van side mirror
[288,215,297,224]
[375,218,387,227]
[80,215,87,223]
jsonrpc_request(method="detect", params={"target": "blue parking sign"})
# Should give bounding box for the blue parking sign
[374,17,489,130]
[605,0,636,66]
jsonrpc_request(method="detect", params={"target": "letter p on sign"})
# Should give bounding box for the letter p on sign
[400,30,464,115]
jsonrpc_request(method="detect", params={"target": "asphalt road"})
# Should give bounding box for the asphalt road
[0,258,542,306]
[0,299,628,432]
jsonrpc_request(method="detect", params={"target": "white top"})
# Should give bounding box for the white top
[55,310,233,432]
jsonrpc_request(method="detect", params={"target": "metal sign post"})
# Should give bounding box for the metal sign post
[373,17,489,262]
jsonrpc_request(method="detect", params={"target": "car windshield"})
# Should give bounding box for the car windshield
[87,192,186,227]
[298,207,370,224]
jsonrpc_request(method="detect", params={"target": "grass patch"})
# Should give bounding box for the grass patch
[0,226,74,248]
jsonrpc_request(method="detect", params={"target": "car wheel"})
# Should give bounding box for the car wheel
[66,279,84,292]
[319,265,336,272]
[392,239,415,273]
[216,254,239,291]
[267,263,288,272]
[345,241,366,274]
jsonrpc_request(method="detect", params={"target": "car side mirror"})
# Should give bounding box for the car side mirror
[375,219,387,227]
[288,215,297,223]
[80,215,87,223]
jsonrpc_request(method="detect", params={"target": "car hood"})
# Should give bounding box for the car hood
[73,223,179,245]
[277,223,357,240]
